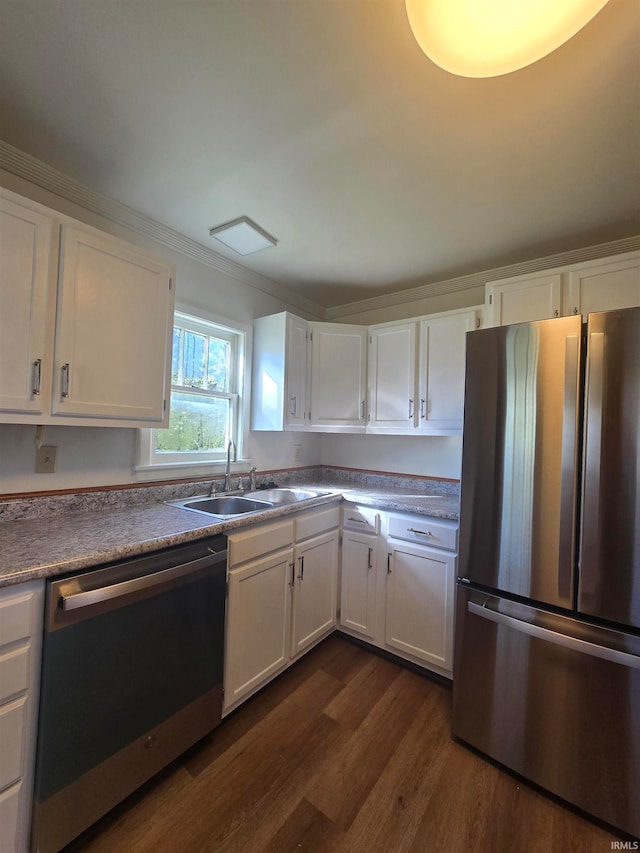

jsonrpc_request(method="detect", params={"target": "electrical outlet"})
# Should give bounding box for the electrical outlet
[36,445,57,474]
[294,444,302,462]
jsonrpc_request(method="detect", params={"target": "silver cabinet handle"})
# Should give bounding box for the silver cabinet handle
[387,553,392,574]
[419,398,425,419]
[408,399,414,419]
[289,562,296,587]
[360,400,365,420]
[290,396,297,416]
[367,547,373,569]
[407,527,432,536]
[468,601,640,669]
[32,359,42,396]
[61,363,70,398]
[298,555,304,580]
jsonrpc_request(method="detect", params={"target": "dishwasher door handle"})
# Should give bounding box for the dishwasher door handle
[60,551,227,612]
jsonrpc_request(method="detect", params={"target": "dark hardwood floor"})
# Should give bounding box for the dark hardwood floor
[68,635,624,853]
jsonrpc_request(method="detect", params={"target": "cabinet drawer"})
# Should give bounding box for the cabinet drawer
[228,520,294,567]
[388,514,458,552]
[0,589,35,649]
[0,696,27,791]
[0,646,29,705]
[342,505,380,535]
[295,506,340,542]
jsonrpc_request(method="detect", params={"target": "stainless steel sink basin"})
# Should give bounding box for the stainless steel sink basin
[243,488,325,504]
[167,495,273,518]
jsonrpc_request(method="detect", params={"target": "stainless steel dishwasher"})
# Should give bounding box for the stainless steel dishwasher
[31,534,227,853]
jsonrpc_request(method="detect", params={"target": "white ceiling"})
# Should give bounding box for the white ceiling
[0,0,639,309]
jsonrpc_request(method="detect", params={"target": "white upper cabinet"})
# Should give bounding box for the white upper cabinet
[367,322,418,433]
[52,225,173,424]
[0,194,55,417]
[308,323,367,432]
[486,251,639,327]
[418,310,479,434]
[0,187,175,427]
[251,311,308,431]
[565,253,640,318]
[486,272,562,326]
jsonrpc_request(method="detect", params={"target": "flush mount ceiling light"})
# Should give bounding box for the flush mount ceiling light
[209,216,278,256]
[405,0,611,78]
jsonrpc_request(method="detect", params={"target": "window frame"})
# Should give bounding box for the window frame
[136,307,251,474]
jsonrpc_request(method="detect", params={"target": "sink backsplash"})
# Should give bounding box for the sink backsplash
[0,466,458,523]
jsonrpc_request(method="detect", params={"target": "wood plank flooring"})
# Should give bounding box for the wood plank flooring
[67,635,625,853]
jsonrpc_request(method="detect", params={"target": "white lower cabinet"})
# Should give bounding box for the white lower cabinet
[224,506,339,714]
[291,530,339,658]
[224,545,294,711]
[339,505,458,678]
[0,580,44,853]
[339,506,380,640]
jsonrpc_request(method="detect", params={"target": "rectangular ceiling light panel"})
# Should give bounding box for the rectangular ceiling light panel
[209,216,278,255]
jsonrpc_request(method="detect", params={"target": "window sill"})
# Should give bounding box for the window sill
[134,458,252,476]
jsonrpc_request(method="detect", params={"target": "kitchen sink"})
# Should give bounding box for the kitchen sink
[167,495,273,518]
[242,488,326,504]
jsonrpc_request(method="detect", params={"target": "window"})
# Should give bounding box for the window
[137,310,247,470]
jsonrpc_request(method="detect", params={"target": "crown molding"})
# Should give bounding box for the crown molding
[0,139,325,318]
[325,235,640,320]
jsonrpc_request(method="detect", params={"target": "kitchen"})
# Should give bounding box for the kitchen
[1,1,640,851]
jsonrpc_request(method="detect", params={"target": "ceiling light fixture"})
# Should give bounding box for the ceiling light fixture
[209,216,278,255]
[405,0,611,78]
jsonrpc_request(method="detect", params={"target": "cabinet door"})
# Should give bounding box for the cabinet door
[52,225,173,424]
[291,530,339,657]
[340,531,377,639]
[565,253,640,318]
[284,313,308,430]
[224,548,293,710]
[367,322,417,432]
[0,194,54,417]
[385,541,455,672]
[309,324,367,432]
[487,274,562,326]
[418,311,477,433]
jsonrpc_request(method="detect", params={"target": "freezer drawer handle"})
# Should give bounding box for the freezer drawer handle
[468,601,640,669]
[59,551,227,612]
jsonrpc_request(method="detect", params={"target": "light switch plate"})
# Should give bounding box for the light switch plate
[36,445,57,474]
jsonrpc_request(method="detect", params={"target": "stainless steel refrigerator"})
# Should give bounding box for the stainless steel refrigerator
[452,307,640,838]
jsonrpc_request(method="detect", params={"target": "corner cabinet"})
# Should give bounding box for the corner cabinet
[486,250,640,326]
[308,323,367,432]
[224,505,339,714]
[338,505,458,678]
[0,187,175,428]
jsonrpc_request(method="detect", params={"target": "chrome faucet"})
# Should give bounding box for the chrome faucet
[224,439,236,492]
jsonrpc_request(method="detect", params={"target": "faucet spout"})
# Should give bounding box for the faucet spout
[224,439,237,492]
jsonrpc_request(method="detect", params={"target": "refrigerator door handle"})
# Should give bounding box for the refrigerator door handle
[580,331,604,598]
[557,333,580,598]
[467,600,640,669]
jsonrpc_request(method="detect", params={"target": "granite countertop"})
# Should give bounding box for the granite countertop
[0,484,459,588]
